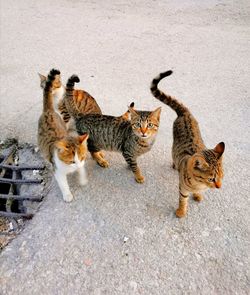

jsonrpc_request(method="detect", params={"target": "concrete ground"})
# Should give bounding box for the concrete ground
[0,0,250,294]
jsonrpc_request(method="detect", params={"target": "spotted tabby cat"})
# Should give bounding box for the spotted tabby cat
[151,70,225,217]
[38,69,89,202]
[65,75,161,183]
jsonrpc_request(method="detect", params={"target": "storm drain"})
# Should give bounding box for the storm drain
[0,139,50,249]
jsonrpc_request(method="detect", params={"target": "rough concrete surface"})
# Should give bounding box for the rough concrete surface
[0,0,250,294]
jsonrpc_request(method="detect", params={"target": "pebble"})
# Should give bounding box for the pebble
[129,281,138,290]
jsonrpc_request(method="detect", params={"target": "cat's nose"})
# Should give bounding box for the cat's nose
[141,128,147,136]
[215,181,222,188]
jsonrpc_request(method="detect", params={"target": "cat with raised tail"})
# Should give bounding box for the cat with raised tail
[38,69,89,202]
[38,70,102,125]
[65,74,162,184]
[151,70,225,218]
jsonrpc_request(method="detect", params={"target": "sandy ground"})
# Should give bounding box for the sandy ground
[0,0,250,294]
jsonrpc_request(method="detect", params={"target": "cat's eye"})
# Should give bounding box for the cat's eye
[71,160,76,164]
[208,178,214,182]
[148,123,154,128]
[134,122,141,128]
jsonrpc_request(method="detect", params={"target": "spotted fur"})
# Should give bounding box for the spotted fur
[37,69,89,202]
[151,70,225,217]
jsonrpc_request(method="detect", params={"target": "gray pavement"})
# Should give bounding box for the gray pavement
[0,0,250,294]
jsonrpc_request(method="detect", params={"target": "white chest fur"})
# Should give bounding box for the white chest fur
[53,150,87,202]
[52,86,65,114]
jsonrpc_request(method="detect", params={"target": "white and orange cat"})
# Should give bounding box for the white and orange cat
[38,69,89,202]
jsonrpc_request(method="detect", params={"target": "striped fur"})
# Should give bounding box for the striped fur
[151,70,225,218]
[150,70,188,116]
[70,82,161,183]
[62,75,102,122]
[75,108,161,183]
[39,71,102,125]
[43,69,61,112]
[37,69,89,202]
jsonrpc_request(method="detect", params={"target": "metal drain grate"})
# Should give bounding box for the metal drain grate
[0,139,50,248]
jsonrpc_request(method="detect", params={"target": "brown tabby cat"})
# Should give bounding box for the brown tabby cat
[65,75,161,183]
[38,69,89,202]
[151,70,225,218]
[38,71,102,124]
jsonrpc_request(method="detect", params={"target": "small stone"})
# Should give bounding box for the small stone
[129,281,138,290]
[195,252,201,260]
[83,258,92,266]
[202,231,209,237]
[33,170,39,176]
[123,236,129,243]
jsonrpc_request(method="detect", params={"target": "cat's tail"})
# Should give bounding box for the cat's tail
[150,70,188,116]
[65,75,80,117]
[43,68,60,111]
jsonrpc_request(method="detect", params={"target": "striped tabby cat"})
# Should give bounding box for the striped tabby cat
[151,70,225,218]
[66,75,161,183]
[38,69,89,202]
[39,71,102,124]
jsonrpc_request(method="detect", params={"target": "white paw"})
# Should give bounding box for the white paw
[63,193,74,202]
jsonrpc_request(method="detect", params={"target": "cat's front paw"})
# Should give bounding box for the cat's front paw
[63,193,74,203]
[99,151,105,158]
[193,193,203,202]
[97,158,109,168]
[175,208,187,218]
[135,174,145,184]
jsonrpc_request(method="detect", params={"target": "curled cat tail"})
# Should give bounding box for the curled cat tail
[150,70,188,116]
[65,75,80,117]
[43,68,60,111]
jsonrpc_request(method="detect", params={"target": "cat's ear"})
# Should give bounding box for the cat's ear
[151,107,161,121]
[214,142,225,158]
[129,104,138,117]
[129,103,136,113]
[129,102,135,109]
[123,102,135,120]
[193,156,209,171]
[55,140,68,152]
[38,73,46,89]
[78,133,89,144]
